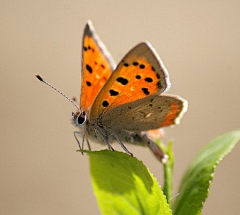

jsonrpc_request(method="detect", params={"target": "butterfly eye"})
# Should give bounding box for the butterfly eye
[76,112,87,126]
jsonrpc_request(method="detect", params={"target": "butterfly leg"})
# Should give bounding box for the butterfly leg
[81,127,86,151]
[73,130,91,153]
[113,133,133,157]
[73,131,83,154]
[86,139,91,151]
[94,126,115,151]
[141,133,168,163]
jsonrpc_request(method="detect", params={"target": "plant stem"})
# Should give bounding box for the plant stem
[162,141,174,209]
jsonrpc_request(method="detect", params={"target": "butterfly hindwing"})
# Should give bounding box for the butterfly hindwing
[101,94,188,131]
[80,21,115,111]
[89,42,170,121]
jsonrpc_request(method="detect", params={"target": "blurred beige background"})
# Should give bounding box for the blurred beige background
[1,1,240,214]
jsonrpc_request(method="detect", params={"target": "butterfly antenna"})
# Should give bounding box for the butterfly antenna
[36,75,80,110]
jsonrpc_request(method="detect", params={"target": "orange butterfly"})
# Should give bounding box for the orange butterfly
[36,21,188,162]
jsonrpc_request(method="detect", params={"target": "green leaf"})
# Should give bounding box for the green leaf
[173,130,240,215]
[88,150,172,215]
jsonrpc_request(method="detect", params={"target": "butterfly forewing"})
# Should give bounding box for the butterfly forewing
[80,21,115,111]
[102,94,187,131]
[89,42,170,121]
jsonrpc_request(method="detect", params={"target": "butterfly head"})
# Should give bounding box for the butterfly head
[72,111,87,127]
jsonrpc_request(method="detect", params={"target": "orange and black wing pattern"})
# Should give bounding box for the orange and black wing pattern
[80,21,115,112]
[90,42,170,121]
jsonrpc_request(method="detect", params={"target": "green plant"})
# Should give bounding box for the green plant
[81,130,240,215]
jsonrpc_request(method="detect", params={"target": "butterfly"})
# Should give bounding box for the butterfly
[36,21,188,162]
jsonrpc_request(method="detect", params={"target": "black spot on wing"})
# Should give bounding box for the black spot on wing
[145,77,153,83]
[86,81,91,86]
[157,81,162,88]
[86,64,92,74]
[116,77,128,85]
[109,89,119,96]
[142,88,150,95]
[102,100,109,107]
[139,64,145,69]
[136,75,141,79]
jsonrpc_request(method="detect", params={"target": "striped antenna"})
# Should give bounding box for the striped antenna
[36,75,80,110]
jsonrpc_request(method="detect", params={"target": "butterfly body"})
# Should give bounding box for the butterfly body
[72,109,165,160]
[72,21,187,162]
[73,114,144,146]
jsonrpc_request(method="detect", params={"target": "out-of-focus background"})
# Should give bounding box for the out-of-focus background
[1,1,240,214]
